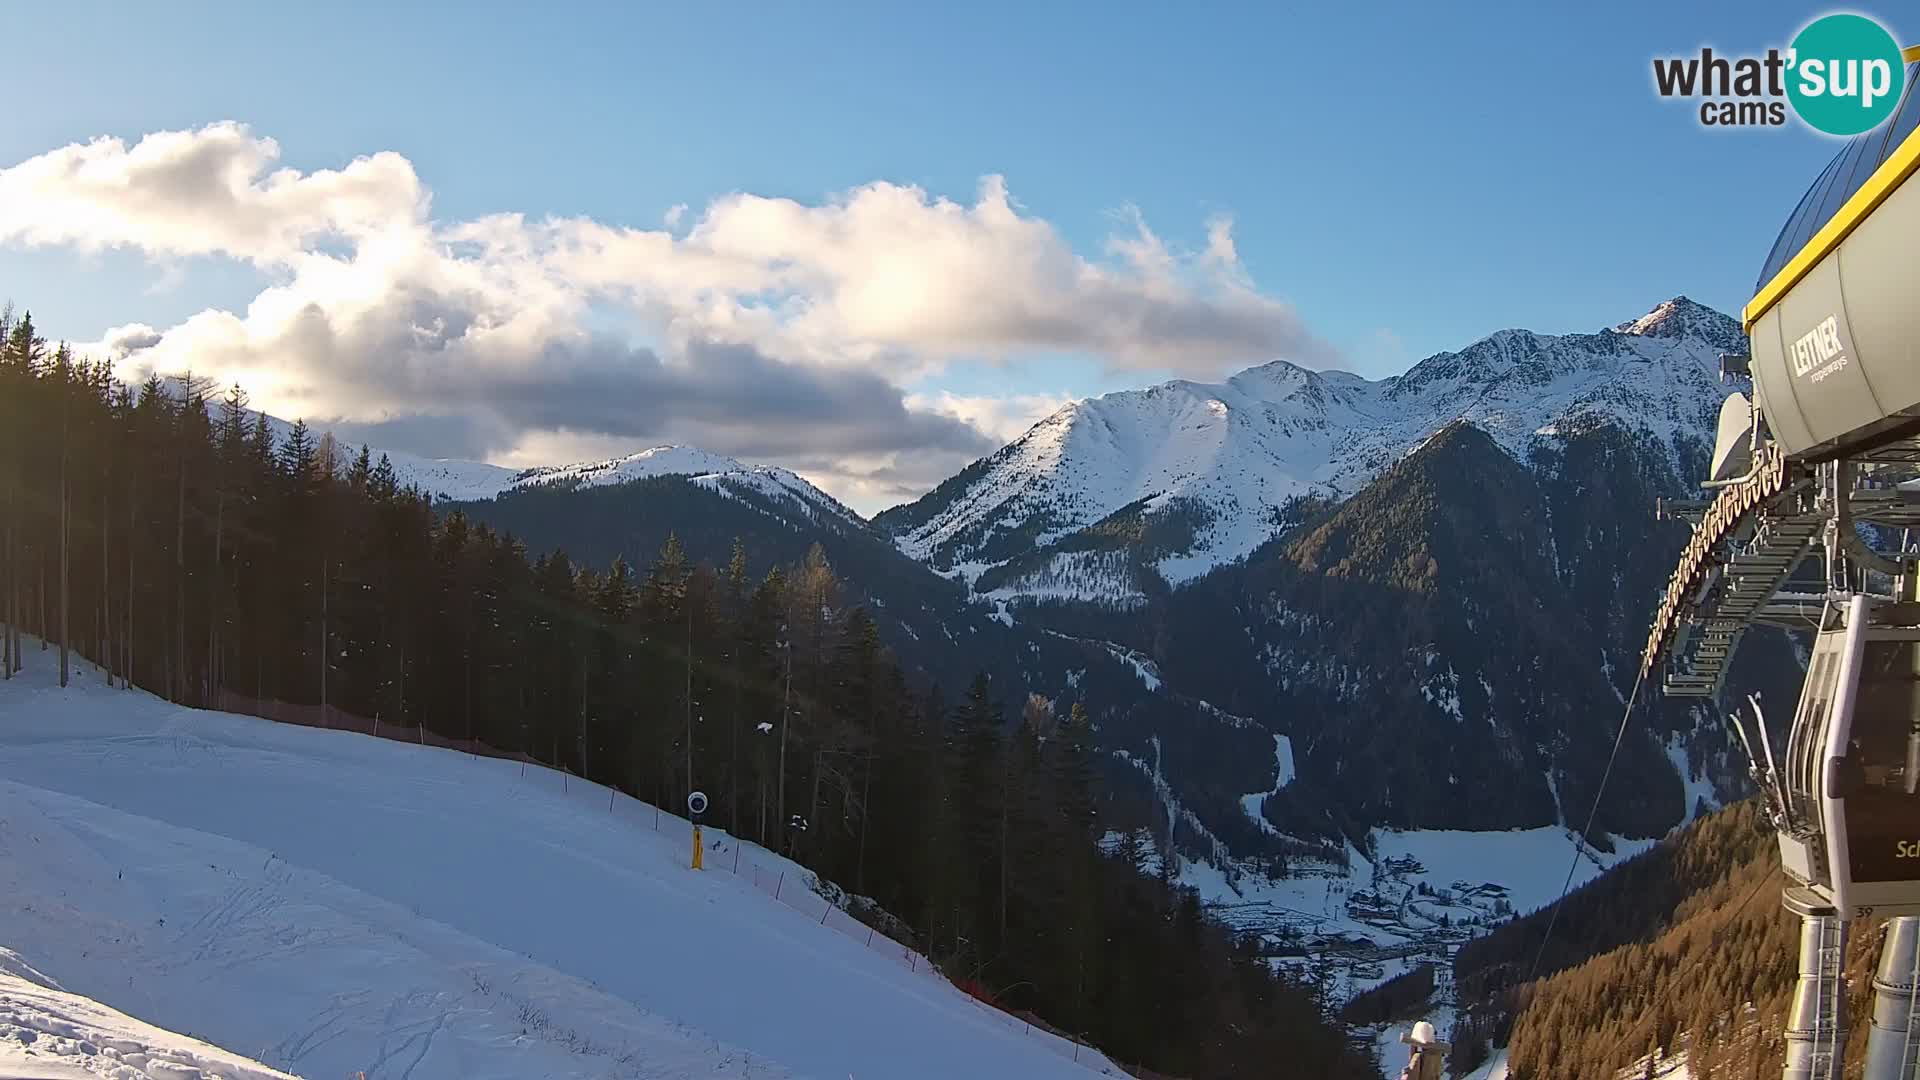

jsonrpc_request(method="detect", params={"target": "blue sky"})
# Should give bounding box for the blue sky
[0,1,1898,508]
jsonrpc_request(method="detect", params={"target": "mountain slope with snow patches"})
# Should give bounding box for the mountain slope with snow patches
[878,297,1742,598]
[0,655,1119,1080]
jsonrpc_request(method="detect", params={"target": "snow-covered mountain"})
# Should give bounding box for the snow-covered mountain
[878,297,1744,602]
[241,407,865,531]
[501,446,865,527]
[383,443,858,524]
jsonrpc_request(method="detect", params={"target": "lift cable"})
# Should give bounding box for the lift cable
[1524,663,1648,988]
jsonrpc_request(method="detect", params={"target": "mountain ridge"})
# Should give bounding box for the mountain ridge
[875,296,1743,603]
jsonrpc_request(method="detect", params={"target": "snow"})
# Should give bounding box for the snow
[891,297,1738,600]
[1370,828,1656,918]
[988,598,1016,627]
[1620,1050,1693,1079]
[454,446,862,528]
[1044,631,1163,693]
[372,450,528,502]
[1421,668,1464,722]
[0,653,1120,1080]
[1171,822,1657,1008]
[1114,649,1161,692]
[1238,735,1296,837]
[1273,734,1296,787]
[1666,732,1718,823]
[1087,641,1161,692]
[0,947,298,1079]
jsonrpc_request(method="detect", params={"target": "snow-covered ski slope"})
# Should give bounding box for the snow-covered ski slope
[0,654,1120,1080]
[0,946,298,1079]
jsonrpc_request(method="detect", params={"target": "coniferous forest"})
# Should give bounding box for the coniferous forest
[1449,799,1896,1079]
[0,307,1372,1079]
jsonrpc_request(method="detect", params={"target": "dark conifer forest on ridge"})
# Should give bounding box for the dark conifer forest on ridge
[0,306,1374,1079]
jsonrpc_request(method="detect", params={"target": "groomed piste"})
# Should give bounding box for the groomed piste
[0,647,1120,1079]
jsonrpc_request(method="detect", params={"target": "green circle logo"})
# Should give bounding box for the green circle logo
[1787,14,1906,136]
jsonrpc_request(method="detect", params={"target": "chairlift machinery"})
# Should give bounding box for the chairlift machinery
[1638,50,1920,1080]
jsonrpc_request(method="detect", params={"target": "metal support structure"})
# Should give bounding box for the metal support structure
[1833,460,1907,583]
[1864,917,1920,1080]
[1783,895,1849,1080]
[1643,106,1920,1080]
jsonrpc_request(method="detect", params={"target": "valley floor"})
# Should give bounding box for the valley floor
[0,649,1118,1079]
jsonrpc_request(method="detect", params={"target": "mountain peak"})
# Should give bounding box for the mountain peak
[1613,296,1741,349]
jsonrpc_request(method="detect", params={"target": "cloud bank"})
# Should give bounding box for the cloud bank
[0,123,1331,509]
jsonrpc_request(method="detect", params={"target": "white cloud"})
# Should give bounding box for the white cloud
[0,123,426,264]
[904,389,1075,445]
[1,123,1333,508]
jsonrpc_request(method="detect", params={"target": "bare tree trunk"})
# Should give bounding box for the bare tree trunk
[778,643,792,853]
[126,483,137,691]
[578,655,590,780]
[999,749,1011,941]
[100,487,110,678]
[463,589,473,749]
[58,476,68,688]
[58,383,69,688]
[319,554,328,724]
[174,443,186,705]
[729,664,741,837]
[207,489,222,702]
[807,752,823,864]
[3,482,15,679]
[857,749,873,894]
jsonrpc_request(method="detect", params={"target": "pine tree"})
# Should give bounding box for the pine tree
[279,419,314,485]
[2,311,46,677]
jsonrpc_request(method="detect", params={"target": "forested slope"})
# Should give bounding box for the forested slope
[1454,800,1893,1078]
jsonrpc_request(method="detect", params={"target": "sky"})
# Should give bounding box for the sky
[0,2,1898,514]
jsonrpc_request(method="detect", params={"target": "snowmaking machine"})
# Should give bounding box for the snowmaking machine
[1639,48,1920,1080]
